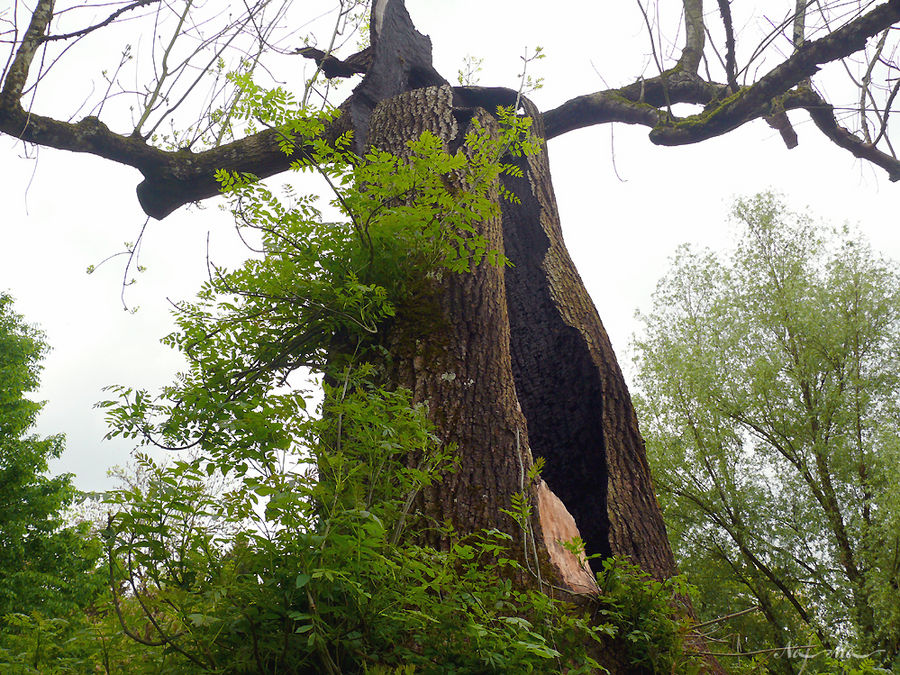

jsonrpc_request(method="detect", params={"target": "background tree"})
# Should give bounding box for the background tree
[4,0,900,647]
[633,193,900,671]
[0,293,102,621]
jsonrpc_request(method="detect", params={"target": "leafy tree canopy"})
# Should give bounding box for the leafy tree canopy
[634,193,900,672]
[0,293,102,621]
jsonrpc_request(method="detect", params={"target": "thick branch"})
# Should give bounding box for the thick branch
[649,0,900,146]
[542,71,726,139]
[135,107,353,217]
[545,0,900,148]
[0,98,352,218]
[801,88,900,180]
[542,91,662,139]
[1,109,167,169]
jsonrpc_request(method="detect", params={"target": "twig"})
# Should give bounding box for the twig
[698,644,817,657]
[692,605,760,630]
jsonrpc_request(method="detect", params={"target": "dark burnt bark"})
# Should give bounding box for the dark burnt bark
[502,98,675,580]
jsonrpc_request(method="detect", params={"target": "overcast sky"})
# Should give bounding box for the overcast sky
[2,1,899,491]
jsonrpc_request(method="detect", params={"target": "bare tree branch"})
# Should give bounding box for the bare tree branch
[543,71,726,139]
[649,0,900,146]
[802,87,900,179]
[680,0,706,74]
[793,0,807,49]
[873,76,900,146]
[716,0,739,91]
[42,0,159,43]
[859,27,890,143]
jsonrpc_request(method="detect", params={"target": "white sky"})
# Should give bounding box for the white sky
[2,1,899,491]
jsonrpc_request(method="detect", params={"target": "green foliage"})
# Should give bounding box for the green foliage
[592,557,701,674]
[633,192,900,671]
[96,374,611,673]
[457,55,484,86]
[0,609,163,674]
[0,612,105,674]
[0,294,103,623]
[816,655,893,675]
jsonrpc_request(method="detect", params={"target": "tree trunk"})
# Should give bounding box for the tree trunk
[502,98,676,581]
[365,85,677,595]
